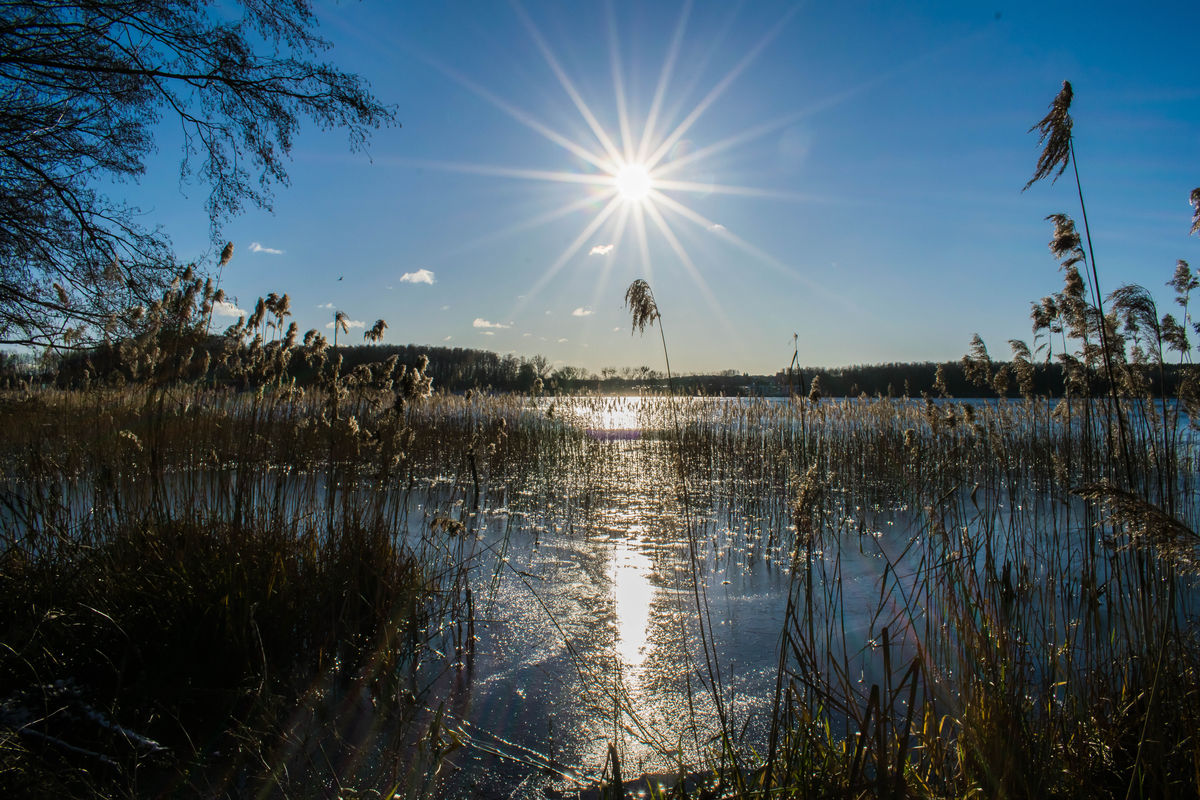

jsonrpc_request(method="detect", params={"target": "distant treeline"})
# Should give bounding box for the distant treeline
[10,339,1194,399]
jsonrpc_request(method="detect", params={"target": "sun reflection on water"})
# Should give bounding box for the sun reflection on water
[612,536,655,672]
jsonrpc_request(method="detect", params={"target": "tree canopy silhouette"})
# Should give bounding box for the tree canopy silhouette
[0,0,394,348]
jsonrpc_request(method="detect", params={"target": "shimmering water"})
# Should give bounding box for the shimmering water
[426,397,909,797]
[411,393,1200,798]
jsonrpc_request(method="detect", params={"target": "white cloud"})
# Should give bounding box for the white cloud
[572,307,593,317]
[249,242,284,255]
[707,223,726,233]
[522,332,532,337]
[400,268,435,285]
[443,335,453,341]
[480,331,495,336]
[317,302,335,309]
[326,319,365,330]
[589,244,614,255]
[557,337,568,343]
[612,326,620,332]
[473,318,510,329]
[212,300,246,318]
[441,305,450,311]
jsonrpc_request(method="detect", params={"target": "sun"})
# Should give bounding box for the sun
[408,4,809,316]
[613,162,653,204]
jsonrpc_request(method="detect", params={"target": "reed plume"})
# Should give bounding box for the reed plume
[365,318,388,343]
[1190,188,1200,235]
[623,279,659,334]
[1077,480,1200,575]
[1024,81,1073,191]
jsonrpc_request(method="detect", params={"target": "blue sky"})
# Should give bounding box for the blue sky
[139,1,1200,374]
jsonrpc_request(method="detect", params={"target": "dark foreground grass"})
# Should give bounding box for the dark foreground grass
[0,381,476,798]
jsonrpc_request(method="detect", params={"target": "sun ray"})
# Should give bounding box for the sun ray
[430,193,607,263]
[637,0,692,165]
[651,178,824,203]
[588,201,633,324]
[641,200,732,334]
[632,204,652,283]
[651,111,806,180]
[517,193,624,313]
[513,1,626,168]
[649,189,797,280]
[384,157,621,188]
[605,1,636,164]
[646,5,801,171]
[649,191,862,314]
[410,47,617,173]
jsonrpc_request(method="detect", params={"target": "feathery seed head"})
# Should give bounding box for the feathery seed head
[808,374,823,404]
[1046,214,1083,265]
[1077,480,1200,574]
[365,318,388,343]
[1168,260,1197,299]
[219,242,234,267]
[1024,81,1074,191]
[624,279,660,334]
[1191,188,1200,235]
[1063,265,1086,300]
[792,463,824,541]
[933,364,950,397]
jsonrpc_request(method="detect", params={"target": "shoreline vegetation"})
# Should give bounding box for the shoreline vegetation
[1,83,1199,800]
[8,343,1200,401]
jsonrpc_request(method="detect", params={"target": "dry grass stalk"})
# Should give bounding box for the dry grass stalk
[1076,480,1200,574]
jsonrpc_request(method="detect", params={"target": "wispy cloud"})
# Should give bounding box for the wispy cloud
[707,223,726,233]
[326,319,365,330]
[557,337,568,343]
[589,244,614,255]
[480,331,495,336]
[443,335,453,341]
[572,307,593,317]
[400,268,435,285]
[212,300,246,318]
[249,242,284,255]
[473,318,510,329]
[317,302,335,309]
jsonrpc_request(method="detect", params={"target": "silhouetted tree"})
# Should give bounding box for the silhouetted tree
[0,1,394,348]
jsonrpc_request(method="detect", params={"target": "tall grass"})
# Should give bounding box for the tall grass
[0,282,485,796]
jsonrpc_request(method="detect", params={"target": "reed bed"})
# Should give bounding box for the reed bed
[505,391,1200,799]
[2,374,1199,797]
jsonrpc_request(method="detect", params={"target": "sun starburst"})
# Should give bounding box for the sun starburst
[399,2,813,324]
